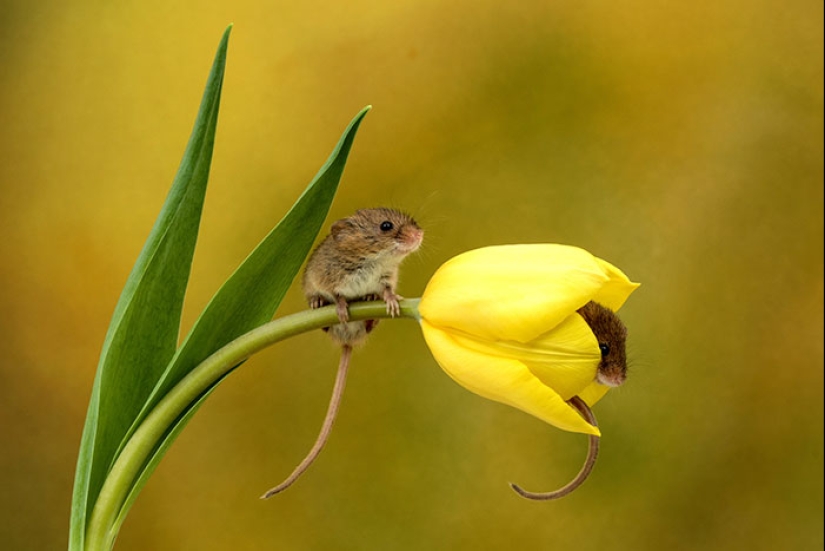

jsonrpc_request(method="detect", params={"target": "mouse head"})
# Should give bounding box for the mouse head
[577,301,628,387]
[331,208,424,257]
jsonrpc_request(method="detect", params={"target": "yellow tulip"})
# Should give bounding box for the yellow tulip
[418,244,639,436]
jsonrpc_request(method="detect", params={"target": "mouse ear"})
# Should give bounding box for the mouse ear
[330,219,352,240]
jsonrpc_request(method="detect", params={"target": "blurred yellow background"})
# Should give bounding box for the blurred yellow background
[1,1,822,550]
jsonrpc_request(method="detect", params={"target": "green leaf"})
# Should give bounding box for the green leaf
[110,106,371,530]
[69,27,231,551]
[145,104,370,417]
[113,376,225,535]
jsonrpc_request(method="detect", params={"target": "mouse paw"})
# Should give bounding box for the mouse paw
[308,296,328,310]
[383,289,401,318]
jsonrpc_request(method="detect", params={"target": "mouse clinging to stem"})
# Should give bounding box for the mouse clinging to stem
[302,207,425,344]
[261,208,423,499]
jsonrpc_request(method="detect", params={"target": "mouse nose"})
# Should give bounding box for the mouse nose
[597,367,626,387]
[404,228,424,250]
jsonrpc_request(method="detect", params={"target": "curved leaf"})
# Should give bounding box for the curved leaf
[113,106,371,530]
[69,27,231,550]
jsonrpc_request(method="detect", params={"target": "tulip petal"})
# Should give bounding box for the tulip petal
[577,381,610,406]
[420,244,636,343]
[421,320,601,436]
[449,313,601,400]
[591,258,641,312]
[517,314,602,398]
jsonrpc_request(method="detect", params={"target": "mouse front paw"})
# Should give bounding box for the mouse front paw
[308,295,328,310]
[382,288,401,318]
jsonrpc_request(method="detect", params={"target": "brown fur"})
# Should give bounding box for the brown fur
[577,301,628,387]
[302,208,423,345]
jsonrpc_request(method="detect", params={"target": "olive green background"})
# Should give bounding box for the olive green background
[2,1,822,550]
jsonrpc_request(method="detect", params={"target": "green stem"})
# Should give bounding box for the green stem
[85,299,421,551]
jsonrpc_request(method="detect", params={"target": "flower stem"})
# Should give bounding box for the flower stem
[85,299,420,551]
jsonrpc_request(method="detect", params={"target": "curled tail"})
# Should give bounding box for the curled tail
[261,345,352,499]
[509,396,600,500]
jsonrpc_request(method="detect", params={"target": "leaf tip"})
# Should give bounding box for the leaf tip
[216,24,233,53]
[349,105,371,130]
[354,105,372,122]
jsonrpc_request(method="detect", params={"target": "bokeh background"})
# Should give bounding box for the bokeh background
[2,1,822,550]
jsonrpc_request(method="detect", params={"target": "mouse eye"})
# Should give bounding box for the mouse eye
[599,343,610,357]
[380,221,394,232]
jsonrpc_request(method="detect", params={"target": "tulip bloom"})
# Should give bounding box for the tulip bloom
[418,244,639,436]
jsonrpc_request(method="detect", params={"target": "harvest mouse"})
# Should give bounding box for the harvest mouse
[511,301,627,501]
[577,301,628,387]
[261,208,423,499]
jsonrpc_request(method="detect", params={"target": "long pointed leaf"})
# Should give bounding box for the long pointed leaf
[113,106,371,527]
[69,27,231,550]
